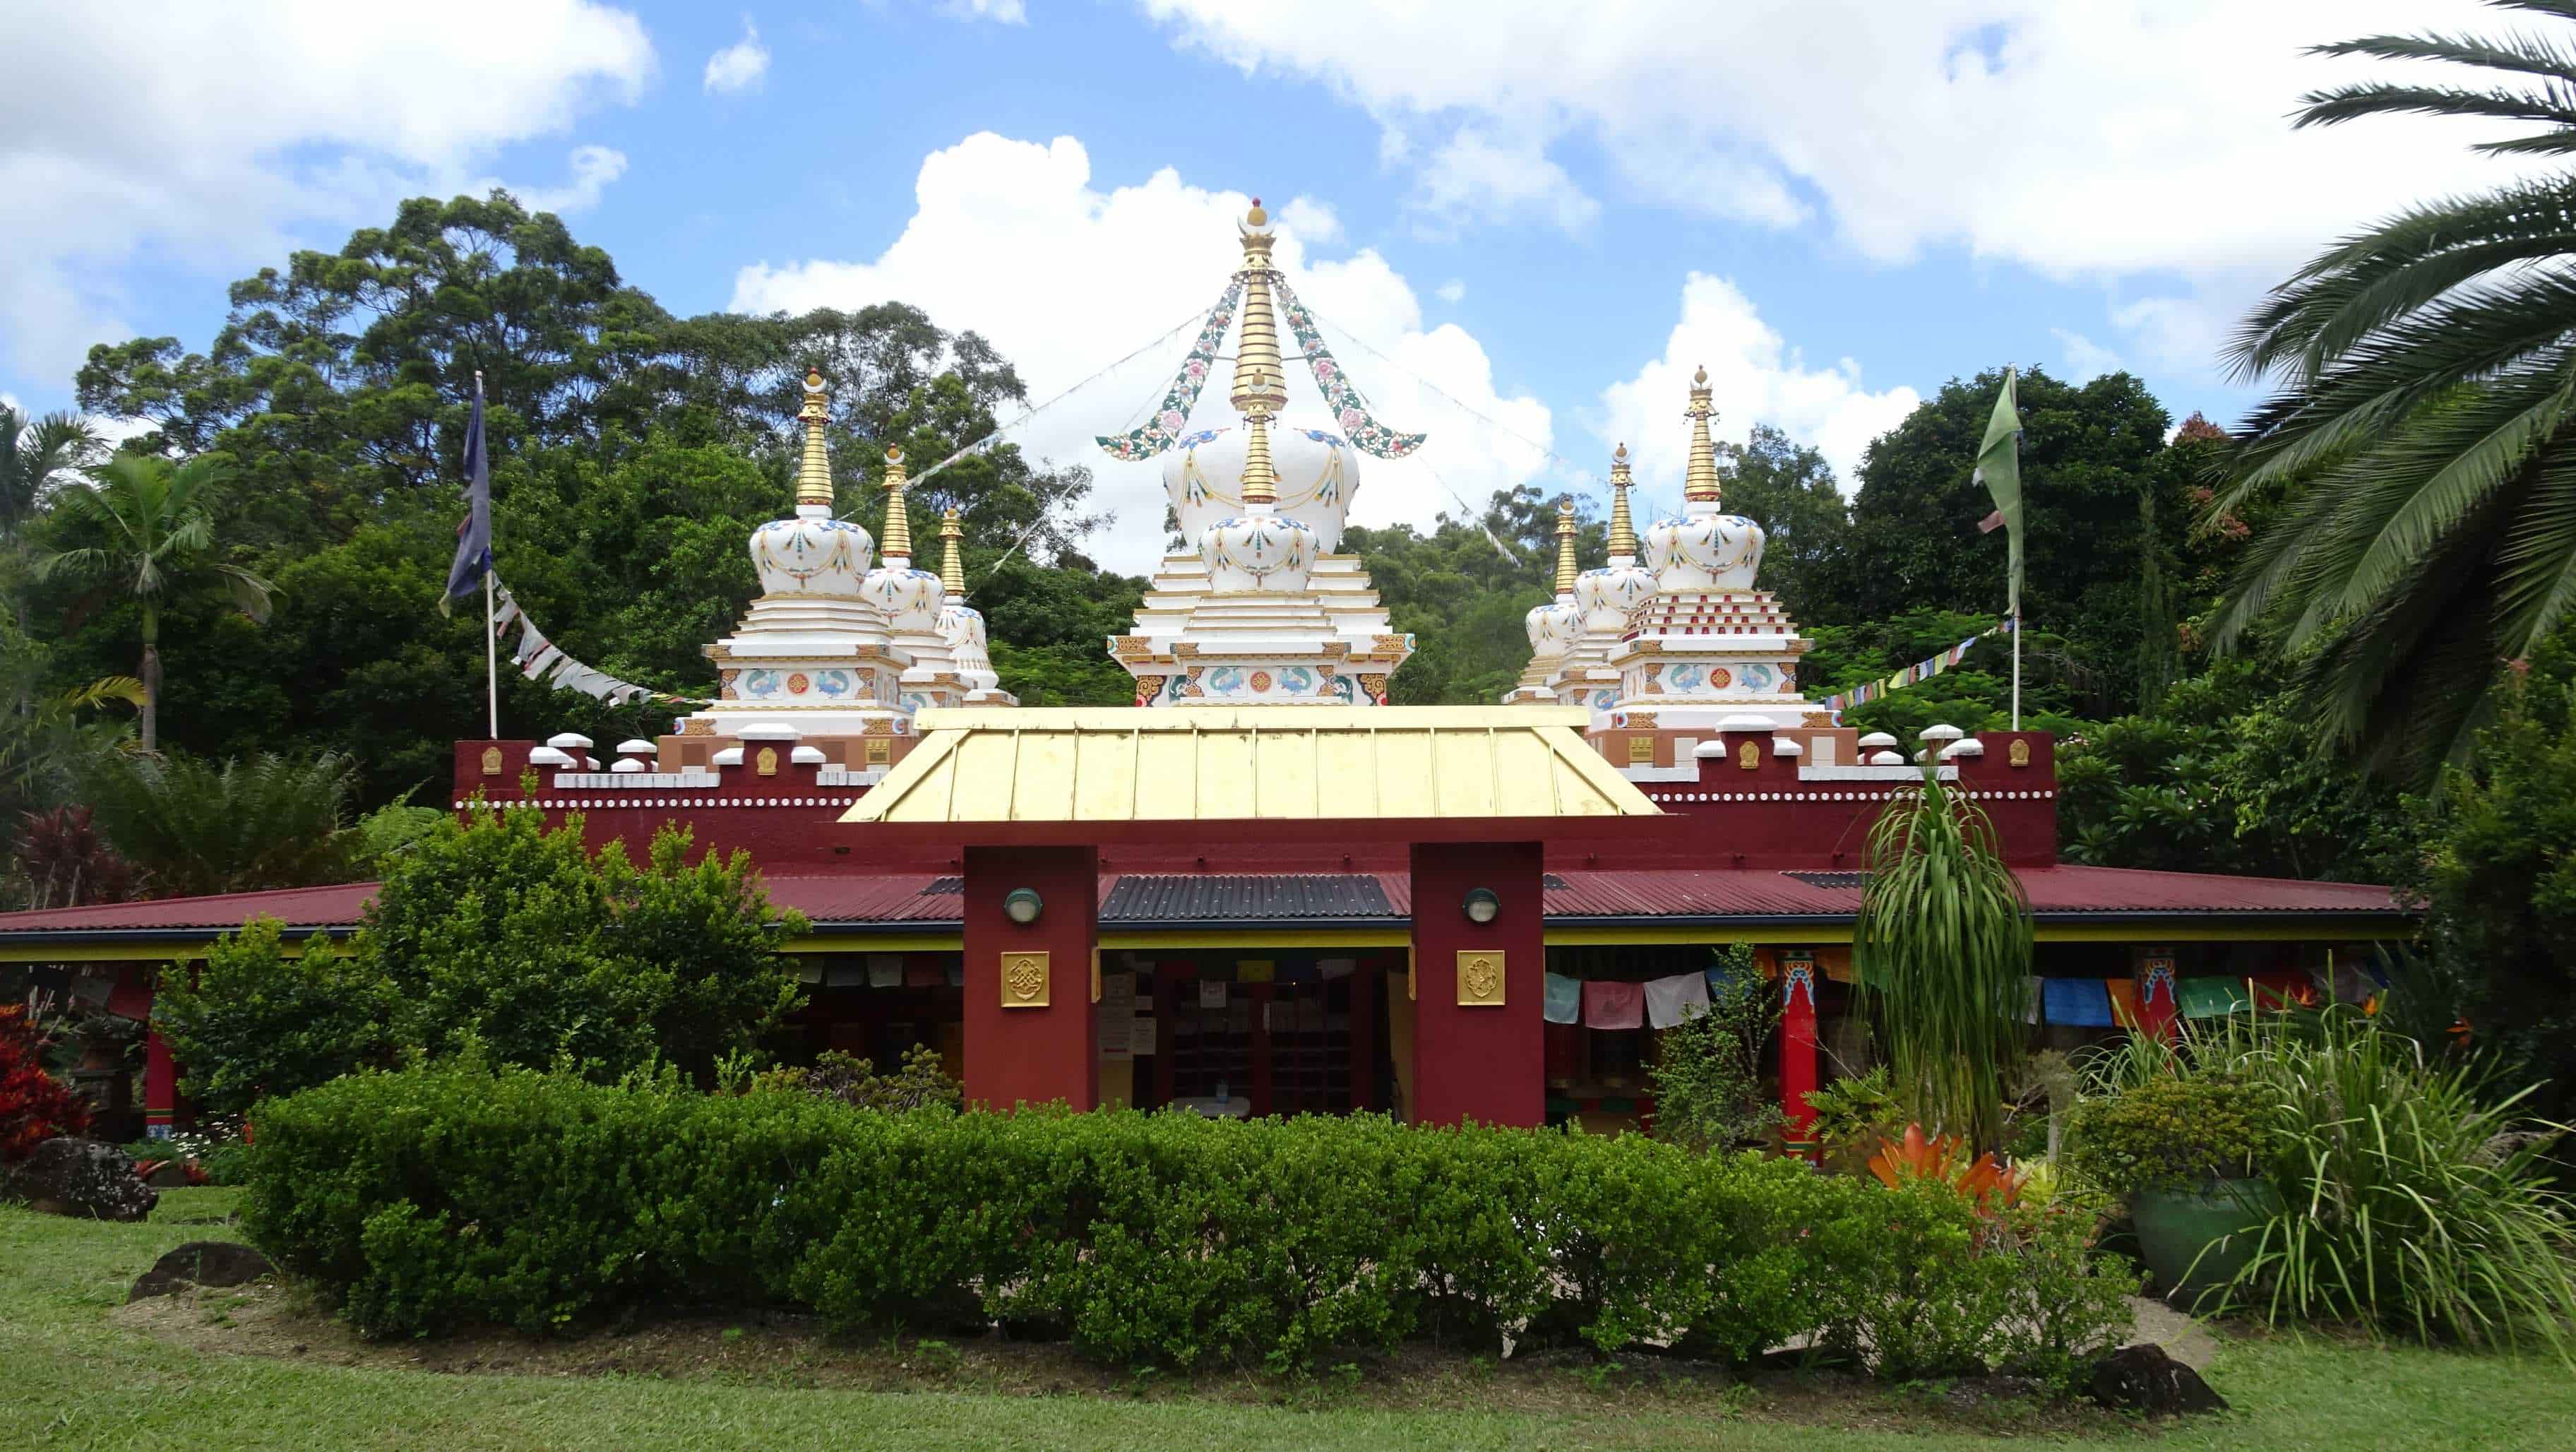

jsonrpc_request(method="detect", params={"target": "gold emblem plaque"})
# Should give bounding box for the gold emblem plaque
[2008,739,2031,768]
[1737,739,1760,770]
[1456,950,1506,1007]
[479,745,503,775]
[1002,951,1051,1008]
[755,746,780,776]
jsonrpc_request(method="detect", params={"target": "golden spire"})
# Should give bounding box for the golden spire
[795,367,832,508]
[1607,443,1637,557]
[1552,496,1579,595]
[880,446,912,561]
[1240,413,1279,506]
[1229,198,1289,422]
[1683,364,1722,504]
[938,507,965,595]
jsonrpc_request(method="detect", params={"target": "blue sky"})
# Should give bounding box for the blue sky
[2,1,2527,572]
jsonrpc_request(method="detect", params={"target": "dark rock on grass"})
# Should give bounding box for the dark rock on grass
[2089,1343,2228,1417]
[129,1241,276,1302]
[2,1138,157,1222]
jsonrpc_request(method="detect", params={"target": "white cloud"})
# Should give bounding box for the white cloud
[0,2,652,386]
[1597,274,1919,504]
[1435,279,1465,304]
[2051,327,2122,383]
[1414,127,1598,236]
[1275,196,1342,246]
[482,144,628,215]
[1138,0,2541,375]
[731,132,1552,573]
[941,0,1030,22]
[703,18,770,94]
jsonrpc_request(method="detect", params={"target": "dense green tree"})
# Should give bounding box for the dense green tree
[2215,5,2576,779]
[1351,482,1588,705]
[1833,368,2171,718]
[155,807,807,1110]
[32,456,275,750]
[1716,423,1850,621]
[2400,631,2576,1123]
[38,192,1124,802]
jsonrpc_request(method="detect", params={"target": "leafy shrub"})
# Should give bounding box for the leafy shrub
[0,1005,90,1160]
[155,809,806,1111]
[246,1065,2134,1384]
[2200,1010,2576,1356]
[1647,972,1784,1153]
[757,1045,961,1112]
[2065,1073,2264,1195]
[1803,1066,1907,1175]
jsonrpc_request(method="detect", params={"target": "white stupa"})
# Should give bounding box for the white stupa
[1503,498,1585,703]
[934,506,1015,706]
[1601,367,1822,734]
[684,369,914,744]
[1107,201,1413,706]
[859,448,969,713]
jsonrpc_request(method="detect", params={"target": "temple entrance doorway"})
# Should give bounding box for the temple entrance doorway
[1121,952,1397,1119]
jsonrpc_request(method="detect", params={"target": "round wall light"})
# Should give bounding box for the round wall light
[1002,887,1045,924]
[1461,887,1501,924]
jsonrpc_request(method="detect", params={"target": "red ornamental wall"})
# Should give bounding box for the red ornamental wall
[452,731,2061,876]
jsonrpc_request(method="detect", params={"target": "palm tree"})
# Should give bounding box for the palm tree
[0,405,96,538]
[2215,1,2576,778]
[32,456,274,751]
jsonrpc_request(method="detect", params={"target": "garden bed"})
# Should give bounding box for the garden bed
[109,1276,2134,1440]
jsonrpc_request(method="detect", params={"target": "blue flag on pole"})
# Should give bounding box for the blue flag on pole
[441,388,489,612]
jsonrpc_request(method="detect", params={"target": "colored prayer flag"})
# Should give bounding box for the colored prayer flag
[1973,369,2023,615]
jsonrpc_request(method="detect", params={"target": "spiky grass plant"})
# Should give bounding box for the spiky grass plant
[2204,1008,2576,1358]
[1853,766,2034,1150]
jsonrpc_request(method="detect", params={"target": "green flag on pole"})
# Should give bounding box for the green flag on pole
[1972,368,2023,615]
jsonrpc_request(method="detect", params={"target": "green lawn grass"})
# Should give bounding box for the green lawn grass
[4,1189,2571,1449]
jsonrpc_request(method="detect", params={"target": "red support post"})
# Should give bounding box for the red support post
[144,1025,178,1141]
[2135,954,2181,1044]
[1407,840,1544,1127]
[1779,956,1820,1160]
[960,845,1099,1112]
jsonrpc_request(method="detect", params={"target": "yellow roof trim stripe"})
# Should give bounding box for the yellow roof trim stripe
[840,706,1662,825]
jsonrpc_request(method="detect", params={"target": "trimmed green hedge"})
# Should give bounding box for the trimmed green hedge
[244,1066,2134,1379]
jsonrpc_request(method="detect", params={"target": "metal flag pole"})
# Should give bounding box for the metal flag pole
[477,371,497,740]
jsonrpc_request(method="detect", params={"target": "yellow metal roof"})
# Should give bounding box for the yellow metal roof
[840,706,1662,825]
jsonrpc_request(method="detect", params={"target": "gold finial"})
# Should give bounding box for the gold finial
[1683,364,1721,504]
[1230,196,1288,422]
[1240,412,1279,506]
[938,508,965,595]
[1553,496,1579,595]
[1608,443,1637,557]
[881,446,912,561]
[795,367,831,507]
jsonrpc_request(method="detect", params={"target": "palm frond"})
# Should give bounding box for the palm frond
[2298,81,2576,141]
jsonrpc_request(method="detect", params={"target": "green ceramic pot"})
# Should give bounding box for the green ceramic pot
[2132,1179,2279,1311]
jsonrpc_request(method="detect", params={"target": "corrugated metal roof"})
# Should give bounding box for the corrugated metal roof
[1101,874,1399,922]
[840,706,1659,825]
[0,862,2404,944]
[1542,865,2402,920]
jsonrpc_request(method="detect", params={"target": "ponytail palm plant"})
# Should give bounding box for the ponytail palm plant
[2216,1,2576,778]
[1853,765,2033,1150]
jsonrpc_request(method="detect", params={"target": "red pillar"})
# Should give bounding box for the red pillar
[961,844,1099,1112]
[144,1025,178,1140]
[1407,840,1544,1127]
[2135,955,2180,1044]
[1779,954,1820,1160]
